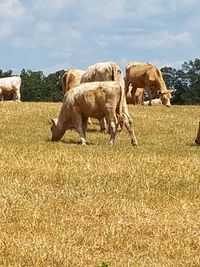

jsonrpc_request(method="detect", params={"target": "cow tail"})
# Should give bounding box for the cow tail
[111,62,117,81]
[118,84,124,129]
[61,71,68,95]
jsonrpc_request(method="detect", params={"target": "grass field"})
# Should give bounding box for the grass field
[0,102,199,267]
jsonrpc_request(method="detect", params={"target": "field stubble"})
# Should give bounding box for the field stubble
[0,102,199,267]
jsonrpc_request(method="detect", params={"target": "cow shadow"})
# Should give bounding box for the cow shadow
[46,138,95,145]
[87,128,102,133]
[61,139,95,145]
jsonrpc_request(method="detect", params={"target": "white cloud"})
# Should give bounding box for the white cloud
[1,0,200,73]
[0,0,25,18]
[144,31,192,47]
[32,0,69,11]
[0,0,26,40]
[168,0,199,10]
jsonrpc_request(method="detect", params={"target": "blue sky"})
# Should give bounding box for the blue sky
[0,0,200,75]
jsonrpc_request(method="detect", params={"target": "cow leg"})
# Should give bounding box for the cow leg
[99,118,107,132]
[195,121,200,145]
[146,88,152,105]
[107,115,118,146]
[123,113,138,146]
[13,88,21,102]
[0,90,4,101]
[109,120,117,146]
[82,117,88,139]
[74,115,87,145]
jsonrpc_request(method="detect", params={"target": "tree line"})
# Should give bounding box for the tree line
[0,58,200,104]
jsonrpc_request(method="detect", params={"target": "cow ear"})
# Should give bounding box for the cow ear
[148,74,155,82]
[170,88,177,95]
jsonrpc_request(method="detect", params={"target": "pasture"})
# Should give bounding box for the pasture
[0,102,199,267]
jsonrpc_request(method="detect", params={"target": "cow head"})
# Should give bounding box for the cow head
[51,118,63,141]
[158,90,172,107]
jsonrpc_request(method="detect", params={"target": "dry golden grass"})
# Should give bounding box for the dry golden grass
[0,102,199,267]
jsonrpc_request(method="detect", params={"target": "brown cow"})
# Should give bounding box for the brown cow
[195,121,200,145]
[61,69,85,95]
[125,62,171,106]
[51,81,137,146]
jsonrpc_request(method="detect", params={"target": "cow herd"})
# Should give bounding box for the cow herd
[0,60,199,146]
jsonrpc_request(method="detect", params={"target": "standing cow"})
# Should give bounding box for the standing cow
[81,61,125,131]
[125,62,172,106]
[51,81,137,146]
[195,121,200,145]
[0,76,21,101]
[61,69,85,95]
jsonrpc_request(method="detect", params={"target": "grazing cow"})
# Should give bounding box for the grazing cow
[132,87,174,106]
[61,69,85,95]
[0,76,21,101]
[51,81,137,146]
[81,61,125,131]
[125,62,171,106]
[195,121,200,145]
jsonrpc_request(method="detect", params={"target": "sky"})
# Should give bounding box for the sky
[0,0,200,75]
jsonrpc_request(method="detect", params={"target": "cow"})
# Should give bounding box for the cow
[81,61,124,86]
[51,81,137,146]
[81,61,125,131]
[195,121,200,145]
[125,62,171,106]
[61,69,85,95]
[132,87,175,106]
[0,76,21,101]
[143,98,162,106]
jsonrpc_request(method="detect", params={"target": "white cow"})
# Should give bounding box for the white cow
[0,76,21,101]
[143,98,162,106]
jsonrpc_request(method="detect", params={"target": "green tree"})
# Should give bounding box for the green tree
[44,70,65,102]
[20,69,46,101]
[180,59,200,104]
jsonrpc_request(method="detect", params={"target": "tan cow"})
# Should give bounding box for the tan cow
[81,61,124,86]
[0,76,21,101]
[125,62,171,106]
[195,121,200,145]
[51,81,137,146]
[61,69,85,95]
[81,61,125,131]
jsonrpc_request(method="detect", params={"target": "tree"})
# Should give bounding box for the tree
[20,69,46,101]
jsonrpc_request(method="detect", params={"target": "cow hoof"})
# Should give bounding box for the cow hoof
[100,128,106,133]
[109,141,115,146]
[195,139,200,145]
[131,139,138,146]
[81,142,87,146]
